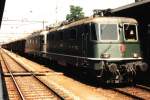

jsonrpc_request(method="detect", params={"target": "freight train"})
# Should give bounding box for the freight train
[2,16,148,83]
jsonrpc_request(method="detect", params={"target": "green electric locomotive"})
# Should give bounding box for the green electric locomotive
[45,16,148,83]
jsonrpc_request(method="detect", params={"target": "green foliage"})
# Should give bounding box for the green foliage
[66,5,84,22]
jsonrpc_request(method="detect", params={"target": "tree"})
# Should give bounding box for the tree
[66,5,84,22]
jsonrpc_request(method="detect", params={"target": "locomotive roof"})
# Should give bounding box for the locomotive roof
[27,30,49,38]
[27,16,137,37]
[55,16,137,31]
[40,30,49,35]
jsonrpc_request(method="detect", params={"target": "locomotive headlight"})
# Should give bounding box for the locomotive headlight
[133,53,138,58]
[101,53,110,58]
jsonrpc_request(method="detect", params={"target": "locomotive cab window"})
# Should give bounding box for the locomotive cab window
[124,24,137,41]
[100,24,118,41]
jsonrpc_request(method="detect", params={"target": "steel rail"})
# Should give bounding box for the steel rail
[2,49,64,100]
[32,74,64,100]
[0,51,26,100]
[111,88,144,100]
[136,84,150,92]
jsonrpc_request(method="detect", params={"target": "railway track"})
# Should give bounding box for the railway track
[1,48,150,100]
[111,84,150,100]
[0,49,77,99]
[136,84,150,92]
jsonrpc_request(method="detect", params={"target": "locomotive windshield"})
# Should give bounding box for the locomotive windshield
[124,24,137,41]
[100,24,118,40]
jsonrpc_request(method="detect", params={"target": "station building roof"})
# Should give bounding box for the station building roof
[112,0,150,24]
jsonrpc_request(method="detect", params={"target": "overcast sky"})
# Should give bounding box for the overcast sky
[0,0,134,42]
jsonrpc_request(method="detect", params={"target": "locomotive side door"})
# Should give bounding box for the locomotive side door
[81,24,89,58]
